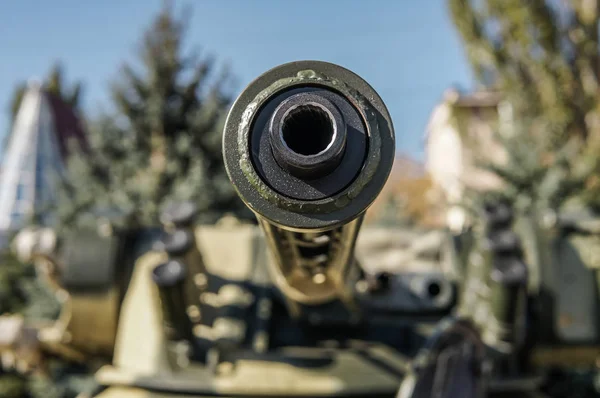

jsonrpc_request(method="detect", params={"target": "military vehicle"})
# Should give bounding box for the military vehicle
[90,60,473,397]
[7,61,600,397]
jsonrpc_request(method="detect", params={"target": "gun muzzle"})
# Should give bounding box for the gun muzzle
[223,61,395,306]
[223,61,395,232]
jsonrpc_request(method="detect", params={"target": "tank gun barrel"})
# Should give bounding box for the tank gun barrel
[223,61,395,307]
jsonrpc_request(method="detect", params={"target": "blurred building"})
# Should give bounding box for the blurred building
[0,81,87,243]
[424,88,509,230]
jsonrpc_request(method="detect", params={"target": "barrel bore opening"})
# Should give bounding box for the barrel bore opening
[281,104,335,156]
[427,281,442,298]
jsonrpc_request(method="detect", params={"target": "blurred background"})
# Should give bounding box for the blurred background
[0,0,475,241]
[3,0,600,396]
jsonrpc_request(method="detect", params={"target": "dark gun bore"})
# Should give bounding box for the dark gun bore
[269,94,346,179]
[281,105,333,155]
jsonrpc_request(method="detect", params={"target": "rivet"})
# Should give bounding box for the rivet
[313,273,326,284]
[194,273,208,288]
[186,305,201,321]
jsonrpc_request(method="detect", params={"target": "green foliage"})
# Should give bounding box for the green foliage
[0,252,29,314]
[0,252,60,320]
[0,253,66,397]
[448,0,600,213]
[0,250,89,397]
[469,127,591,209]
[56,3,249,232]
[18,274,62,322]
[0,361,97,398]
[0,373,26,398]
[448,0,600,149]
[25,360,97,398]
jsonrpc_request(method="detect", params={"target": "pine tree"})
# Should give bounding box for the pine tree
[448,0,600,212]
[56,4,250,232]
[461,119,594,218]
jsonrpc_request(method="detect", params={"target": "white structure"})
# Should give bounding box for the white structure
[424,89,508,231]
[0,82,87,237]
[425,100,464,205]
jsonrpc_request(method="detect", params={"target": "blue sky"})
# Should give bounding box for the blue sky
[0,0,474,159]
